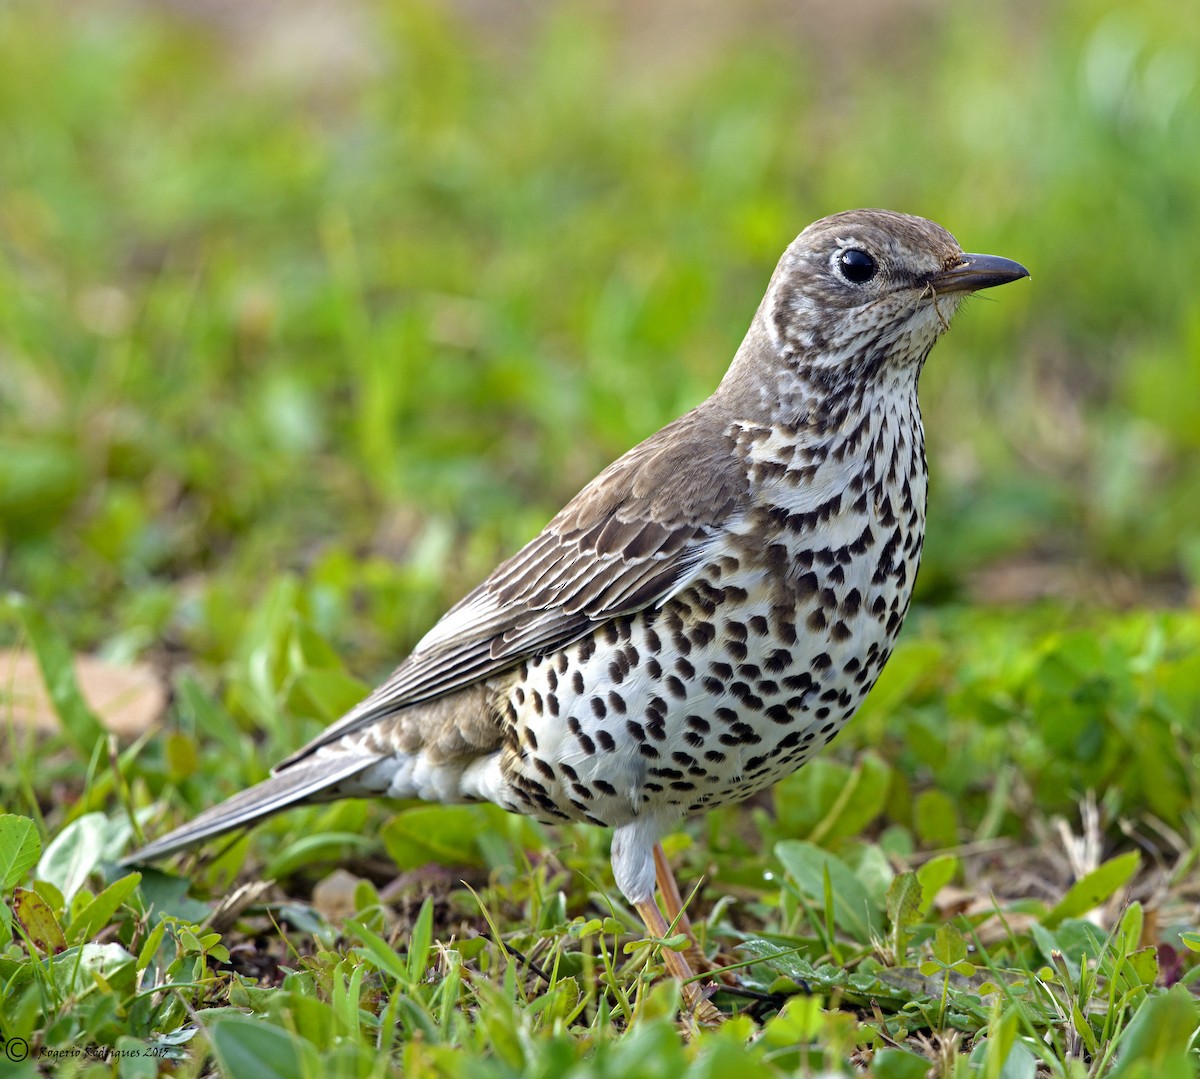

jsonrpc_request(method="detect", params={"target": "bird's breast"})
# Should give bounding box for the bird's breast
[492,401,928,830]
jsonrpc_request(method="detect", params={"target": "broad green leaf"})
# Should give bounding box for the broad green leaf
[1045,851,1140,928]
[48,942,137,998]
[0,814,41,889]
[38,813,131,902]
[773,752,892,846]
[1108,984,1199,1079]
[381,804,510,869]
[775,840,881,942]
[872,1048,934,1079]
[210,1016,320,1079]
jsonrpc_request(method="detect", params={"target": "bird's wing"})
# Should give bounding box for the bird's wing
[277,405,751,767]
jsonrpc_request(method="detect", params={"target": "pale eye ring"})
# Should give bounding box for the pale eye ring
[837,248,877,284]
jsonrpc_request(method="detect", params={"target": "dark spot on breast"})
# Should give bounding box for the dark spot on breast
[765,648,792,673]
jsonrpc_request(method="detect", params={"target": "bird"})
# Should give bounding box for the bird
[127,209,1027,1018]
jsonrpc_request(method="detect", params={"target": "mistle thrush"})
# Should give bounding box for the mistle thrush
[128,209,1028,1015]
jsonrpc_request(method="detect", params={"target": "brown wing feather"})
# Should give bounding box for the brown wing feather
[278,403,747,767]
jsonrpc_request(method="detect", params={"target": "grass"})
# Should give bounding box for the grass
[2,0,1199,1075]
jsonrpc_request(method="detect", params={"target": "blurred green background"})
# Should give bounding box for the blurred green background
[0,0,1197,708]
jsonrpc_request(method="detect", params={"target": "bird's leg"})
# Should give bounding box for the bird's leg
[633,895,722,1026]
[652,842,702,960]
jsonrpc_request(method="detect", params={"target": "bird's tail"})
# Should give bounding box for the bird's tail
[123,751,380,863]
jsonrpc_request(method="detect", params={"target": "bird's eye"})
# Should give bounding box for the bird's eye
[837,249,877,284]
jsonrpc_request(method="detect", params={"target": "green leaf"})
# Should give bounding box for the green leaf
[1108,984,1199,1079]
[872,1048,934,1079]
[345,918,409,982]
[775,840,881,942]
[1045,851,1140,928]
[49,942,137,998]
[932,923,969,967]
[915,853,959,916]
[136,919,168,973]
[67,871,141,945]
[1180,931,1200,953]
[886,871,923,962]
[210,1016,320,1079]
[773,752,892,846]
[381,804,509,869]
[0,814,41,889]
[38,813,131,902]
[407,897,434,983]
[262,832,375,879]
[886,871,923,929]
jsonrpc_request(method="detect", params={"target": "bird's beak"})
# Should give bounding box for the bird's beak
[930,253,1029,294]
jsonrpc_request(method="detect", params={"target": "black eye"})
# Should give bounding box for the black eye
[838,249,877,284]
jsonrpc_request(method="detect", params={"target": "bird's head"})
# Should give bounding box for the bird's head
[756,208,1028,388]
